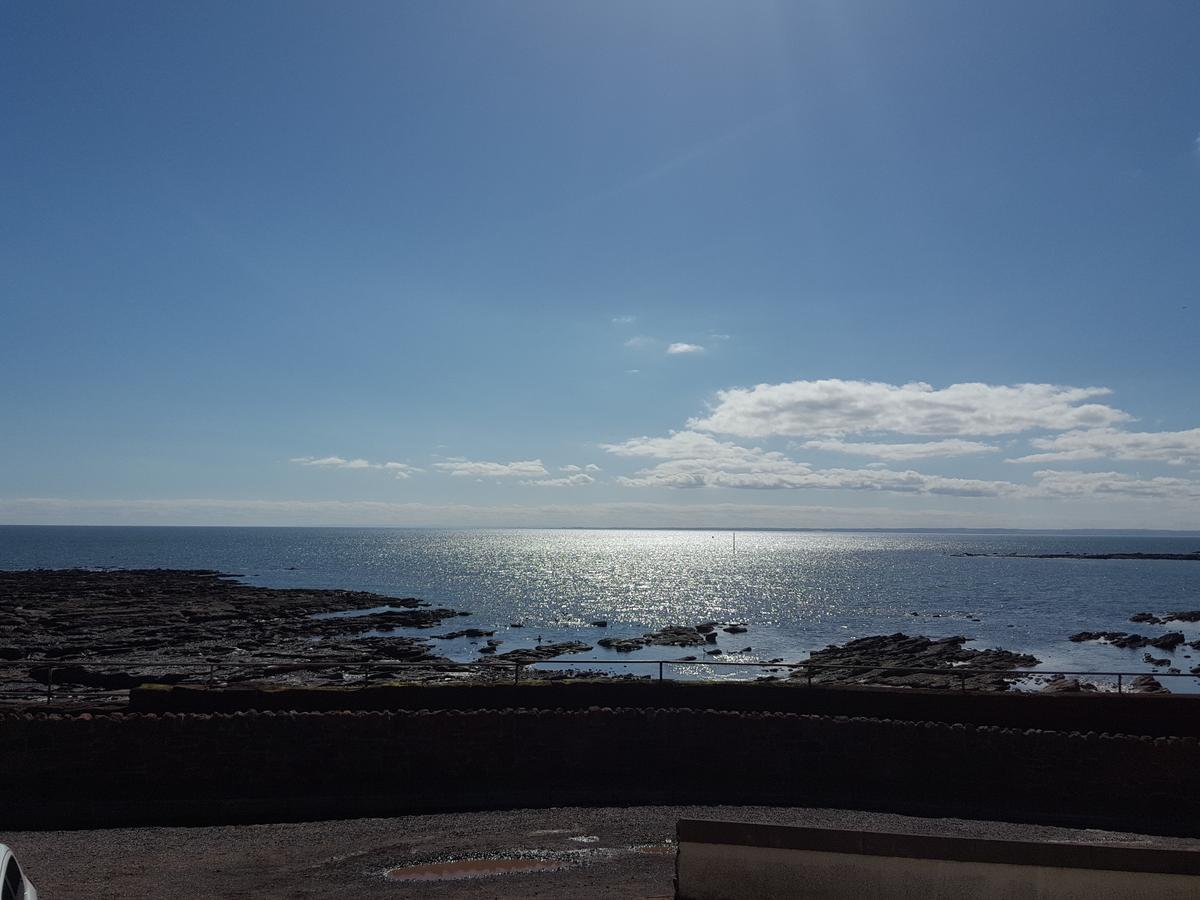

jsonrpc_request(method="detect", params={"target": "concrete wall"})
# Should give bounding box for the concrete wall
[677,844,1200,900]
[676,820,1200,899]
[2,707,1199,832]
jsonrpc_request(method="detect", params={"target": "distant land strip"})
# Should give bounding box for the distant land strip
[957,552,1200,561]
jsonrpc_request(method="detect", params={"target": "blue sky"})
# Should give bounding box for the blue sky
[3,1,1200,528]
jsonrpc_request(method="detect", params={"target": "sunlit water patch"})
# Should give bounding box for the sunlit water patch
[4,526,1200,689]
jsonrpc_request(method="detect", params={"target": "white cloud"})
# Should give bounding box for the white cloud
[689,379,1130,438]
[624,336,656,349]
[522,473,596,487]
[604,431,1016,497]
[612,315,636,325]
[291,456,421,478]
[433,458,548,478]
[1033,469,1200,500]
[708,333,731,341]
[560,464,583,472]
[667,342,705,355]
[1008,428,1200,466]
[801,438,998,460]
[292,456,355,467]
[585,463,601,472]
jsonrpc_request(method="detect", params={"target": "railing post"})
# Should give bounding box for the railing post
[207,664,215,689]
[514,663,522,686]
[1117,673,1123,694]
[959,672,966,693]
[806,665,813,688]
[45,666,55,704]
[658,661,664,683]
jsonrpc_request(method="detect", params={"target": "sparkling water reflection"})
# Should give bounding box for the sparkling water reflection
[3,526,1200,687]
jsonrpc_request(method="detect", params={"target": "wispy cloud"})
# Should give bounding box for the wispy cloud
[433,458,548,478]
[1008,428,1200,466]
[611,315,636,325]
[1032,469,1200,500]
[604,431,1016,496]
[624,335,656,350]
[690,379,1130,438]
[291,456,421,478]
[560,464,602,473]
[667,342,705,355]
[522,473,596,487]
[802,438,998,460]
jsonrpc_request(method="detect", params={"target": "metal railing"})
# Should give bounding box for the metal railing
[1,656,1197,703]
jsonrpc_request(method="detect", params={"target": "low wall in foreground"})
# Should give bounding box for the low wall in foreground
[131,680,1200,737]
[2,707,1199,832]
[675,820,1200,899]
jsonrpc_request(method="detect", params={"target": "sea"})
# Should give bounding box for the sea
[3,526,1200,689]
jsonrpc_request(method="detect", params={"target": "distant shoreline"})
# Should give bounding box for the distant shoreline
[3,523,1200,536]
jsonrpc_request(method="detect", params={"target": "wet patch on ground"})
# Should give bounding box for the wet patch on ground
[385,857,568,882]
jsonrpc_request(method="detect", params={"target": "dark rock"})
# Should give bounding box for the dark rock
[486,642,592,665]
[705,649,722,656]
[589,621,608,628]
[0,568,473,693]
[723,625,748,634]
[1130,675,1169,694]
[1040,676,1097,694]
[596,624,713,653]
[1143,653,1170,667]
[29,665,187,690]
[1070,631,1185,651]
[1130,612,1165,625]
[432,628,495,640]
[793,633,1039,692]
[1150,632,1185,651]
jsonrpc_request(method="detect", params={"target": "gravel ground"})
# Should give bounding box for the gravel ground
[6,805,1199,900]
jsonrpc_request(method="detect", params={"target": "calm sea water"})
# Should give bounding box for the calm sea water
[3,526,1200,687]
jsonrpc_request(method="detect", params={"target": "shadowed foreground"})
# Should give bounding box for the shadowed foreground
[8,806,1200,900]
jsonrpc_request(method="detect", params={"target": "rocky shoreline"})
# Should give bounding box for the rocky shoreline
[0,568,482,695]
[0,568,1188,699]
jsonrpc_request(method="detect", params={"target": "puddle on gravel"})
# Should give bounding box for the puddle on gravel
[385,858,567,882]
[634,844,676,855]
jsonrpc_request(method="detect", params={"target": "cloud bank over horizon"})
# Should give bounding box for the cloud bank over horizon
[260,378,1200,528]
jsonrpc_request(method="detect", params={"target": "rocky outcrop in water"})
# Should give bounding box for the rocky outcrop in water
[1068,631,1185,651]
[597,624,725,653]
[484,642,592,665]
[1130,611,1200,625]
[1129,675,1169,694]
[1040,676,1098,693]
[792,633,1039,691]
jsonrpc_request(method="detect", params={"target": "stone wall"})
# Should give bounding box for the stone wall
[2,707,1198,833]
[132,680,1200,738]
